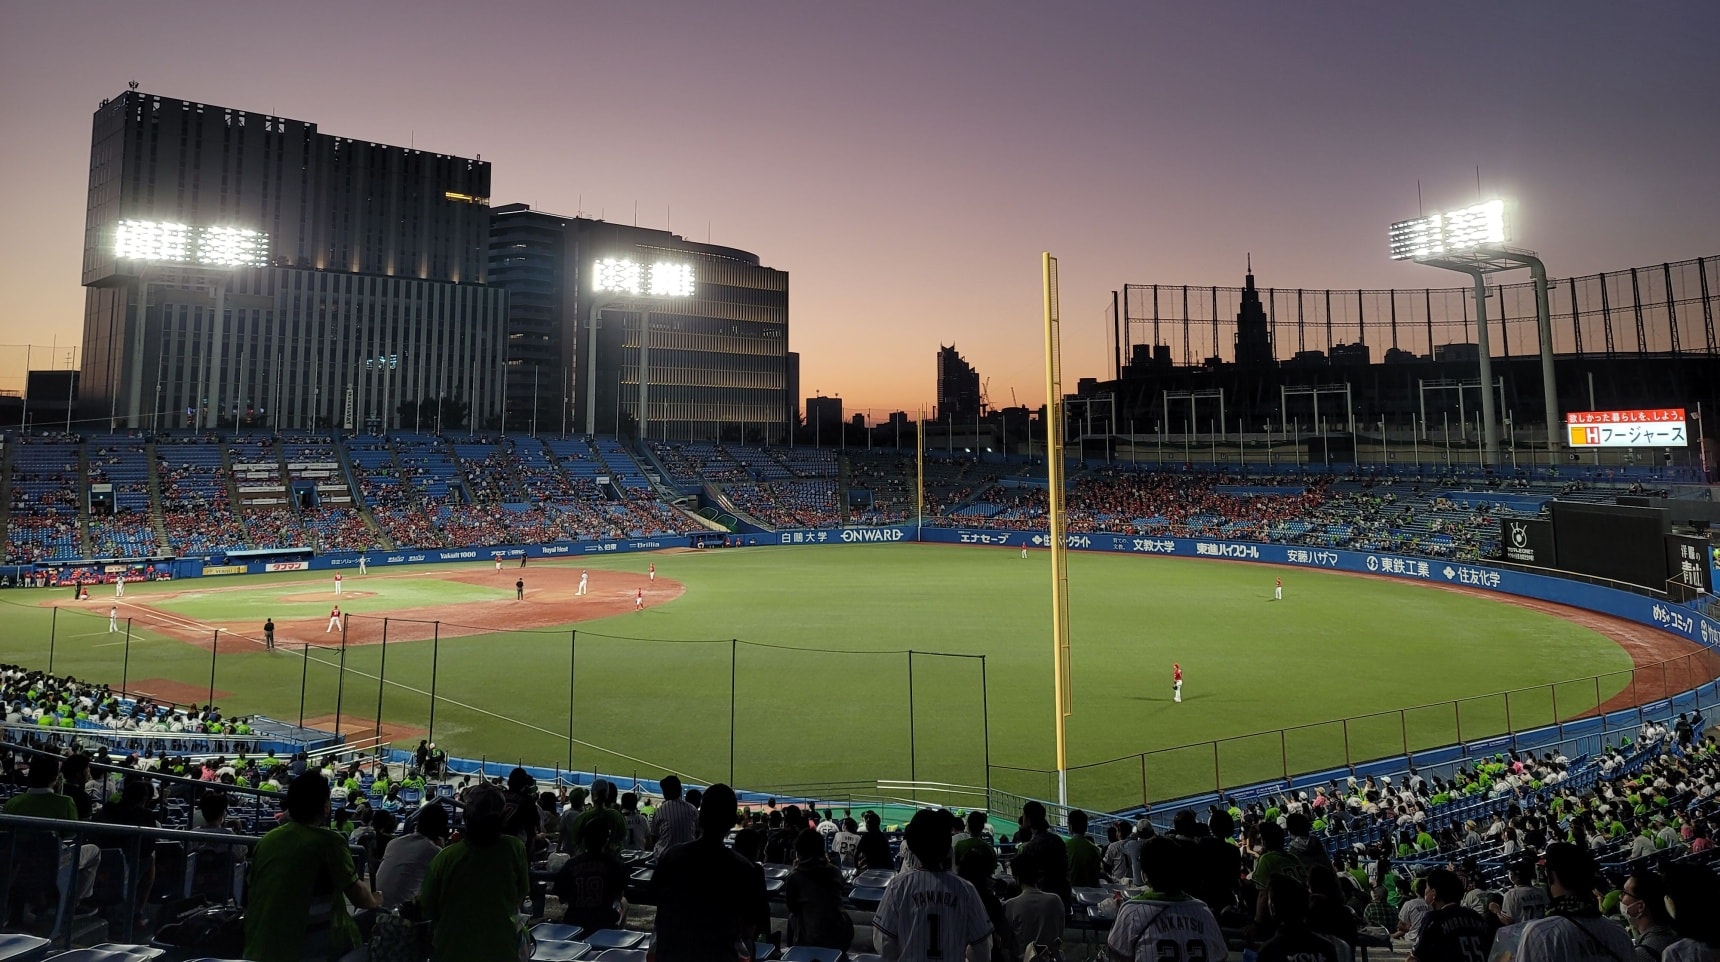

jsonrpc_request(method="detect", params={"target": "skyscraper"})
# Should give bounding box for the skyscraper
[936,344,982,422]
[489,204,792,442]
[79,90,507,431]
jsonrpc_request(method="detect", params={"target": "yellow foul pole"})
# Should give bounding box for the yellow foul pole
[1041,253,1073,807]
[916,406,926,531]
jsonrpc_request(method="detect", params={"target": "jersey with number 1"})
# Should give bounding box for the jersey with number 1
[1106,893,1228,961]
[871,868,992,962]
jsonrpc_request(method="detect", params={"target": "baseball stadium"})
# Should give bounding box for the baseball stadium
[3,85,1720,960]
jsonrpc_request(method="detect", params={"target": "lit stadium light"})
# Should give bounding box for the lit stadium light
[1388,200,1507,261]
[195,226,270,268]
[647,262,696,297]
[593,257,644,295]
[115,220,269,268]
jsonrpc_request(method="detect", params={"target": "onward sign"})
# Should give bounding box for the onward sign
[839,526,908,543]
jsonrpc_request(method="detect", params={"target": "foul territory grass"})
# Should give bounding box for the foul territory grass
[0,544,1633,811]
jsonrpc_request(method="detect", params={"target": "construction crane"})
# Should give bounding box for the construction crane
[981,377,992,415]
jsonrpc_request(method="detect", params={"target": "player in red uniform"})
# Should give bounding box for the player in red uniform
[1173,663,1183,703]
[649,562,656,582]
[334,572,343,595]
[327,605,342,632]
[635,588,644,611]
[1274,577,1283,601]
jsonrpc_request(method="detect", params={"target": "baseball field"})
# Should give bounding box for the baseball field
[7,542,1705,810]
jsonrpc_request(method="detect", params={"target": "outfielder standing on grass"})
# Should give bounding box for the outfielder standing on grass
[1173,663,1183,703]
[1274,577,1283,601]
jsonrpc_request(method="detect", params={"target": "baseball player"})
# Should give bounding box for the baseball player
[264,618,275,650]
[635,588,644,611]
[109,606,119,633]
[115,575,125,598]
[1173,663,1183,703]
[1021,545,1027,559]
[1274,577,1283,601]
[334,573,343,595]
[519,553,527,568]
[649,562,656,582]
[326,606,342,633]
[358,555,368,575]
[515,578,525,600]
[495,557,502,573]
[577,570,589,596]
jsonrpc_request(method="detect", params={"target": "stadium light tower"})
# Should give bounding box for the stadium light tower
[1388,201,1559,465]
[114,220,270,429]
[583,256,697,437]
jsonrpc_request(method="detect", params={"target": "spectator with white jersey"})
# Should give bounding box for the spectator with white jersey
[649,774,698,856]
[1507,842,1634,962]
[873,808,994,962]
[1107,835,1228,962]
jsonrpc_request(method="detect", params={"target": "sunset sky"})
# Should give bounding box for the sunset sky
[2,1,1717,415]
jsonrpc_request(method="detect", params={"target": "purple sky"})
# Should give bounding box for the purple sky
[3,1,1717,414]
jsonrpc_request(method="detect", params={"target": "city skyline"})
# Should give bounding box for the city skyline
[2,0,1718,418]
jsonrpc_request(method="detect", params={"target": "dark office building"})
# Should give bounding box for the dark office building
[805,395,843,439]
[936,344,982,422]
[489,204,791,442]
[79,89,506,431]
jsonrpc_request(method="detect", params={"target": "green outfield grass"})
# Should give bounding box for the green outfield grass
[0,544,1637,810]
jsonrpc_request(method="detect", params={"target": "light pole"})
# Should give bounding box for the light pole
[1390,200,1559,467]
[114,222,268,431]
[583,257,696,437]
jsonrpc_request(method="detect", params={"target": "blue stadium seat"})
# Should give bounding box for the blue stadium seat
[0,932,51,962]
[531,941,592,961]
[782,947,843,962]
[530,923,587,943]
[37,946,165,961]
[583,929,646,950]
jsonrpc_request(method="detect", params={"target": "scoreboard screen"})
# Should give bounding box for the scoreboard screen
[1565,408,1687,448]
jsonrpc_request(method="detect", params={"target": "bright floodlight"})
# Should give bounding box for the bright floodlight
[115,220,269,268]
[648,262,695,297]
[593,258,695,297]
[594,257,644,295]
[1388,200,1506,261]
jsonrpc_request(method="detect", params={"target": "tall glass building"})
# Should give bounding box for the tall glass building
[490,205,792,442]
[79,90,506,432]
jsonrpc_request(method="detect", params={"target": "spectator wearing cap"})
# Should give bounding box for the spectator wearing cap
[375,802,448,909]
[419,783,531,962]
[244,773,381,962]
[502,767,544,854]
[1509,842,1634,962]
[649,774,698,856]
[651,783,770,962]
[874,809,993,962]
[567,778,627,856]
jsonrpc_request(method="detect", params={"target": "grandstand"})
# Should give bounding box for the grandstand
[1,428,1716,958]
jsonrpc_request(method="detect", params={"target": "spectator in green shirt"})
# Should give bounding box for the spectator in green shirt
[420,783,530,962]
[2,753,100,905]
[243,772,380,962]
[1065,809,1105,887]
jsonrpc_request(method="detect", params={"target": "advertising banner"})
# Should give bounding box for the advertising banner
[1498,518,1557,567]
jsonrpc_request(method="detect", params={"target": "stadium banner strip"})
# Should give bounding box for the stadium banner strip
[110,521,1720,650]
